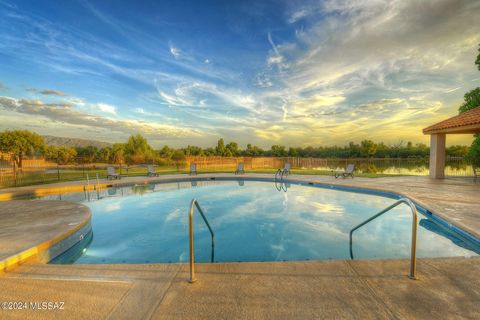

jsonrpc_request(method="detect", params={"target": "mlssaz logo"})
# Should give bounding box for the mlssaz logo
[30,302,65,310]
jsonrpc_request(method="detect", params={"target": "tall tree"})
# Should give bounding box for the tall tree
[459,88,480,114]
[459,44,480,113]
[111,143,125,165]
[124,134,152,155]
[158,145,174,158]
[467,137,480,168]
[459,44,480,168]
[360,140,377,158]
[44,145,77,164]
[98,147,112,163]
[225,141,239,157]
[171,150,186,171]
[476,44,480,71]
[76,145,98,163]
[0,130,44,168]
[270,145,287,157]
[215,138,226,156]
[124,134,153,164]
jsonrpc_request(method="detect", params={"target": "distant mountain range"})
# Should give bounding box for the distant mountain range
[43,135,113,149]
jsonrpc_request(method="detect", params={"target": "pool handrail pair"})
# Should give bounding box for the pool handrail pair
[188,196,418,282]
[349,197,418,280]
[188,199,215,283]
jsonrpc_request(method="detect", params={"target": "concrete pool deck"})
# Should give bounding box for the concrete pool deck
[0,174,479,319]
[0,201,91,272]
[1,258,479,319]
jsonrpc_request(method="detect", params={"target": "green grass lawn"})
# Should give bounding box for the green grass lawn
[0,166,406,189]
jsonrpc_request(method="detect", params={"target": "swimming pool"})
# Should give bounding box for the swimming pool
[47,178,479,264]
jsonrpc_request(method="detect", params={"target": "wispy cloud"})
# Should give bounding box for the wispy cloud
[169,45,180,59]
[288,9,310,24]
[245,0,480,145]
[40,89,66,96]
[0,0,16,9]
[28,88,66,96]
[95,103,117,115]
[0,96,201,140]
[267,32,287,69]
[444,87,461,93]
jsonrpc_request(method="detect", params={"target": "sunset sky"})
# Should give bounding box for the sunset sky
[0,0,479,148]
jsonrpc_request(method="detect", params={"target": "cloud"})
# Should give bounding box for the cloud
[28,88,66,96]
[279,0,480,94]
[241,0,480,146]
[267,56,283,65]
[444,87,461,93]
[291,94,347,118]
[254,73,273,88]
[0,96,201,139]
[288,9,310,24]
[169,45,180,59]
[134,107,145,114]
[95,102,116,115]
[39,89,66,96]
[266,32,288,69]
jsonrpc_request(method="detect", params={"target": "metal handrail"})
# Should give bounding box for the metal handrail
[275,168,283,181]
[274,179,288,192]
[275,168,289,181]
[349,198,418,280]
[188,199,215,283]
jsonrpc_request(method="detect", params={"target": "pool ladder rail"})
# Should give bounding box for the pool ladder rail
[349,198,418,280]
[275,168,286,181]
[188,199,215,283]
[83,173,102,201]
[188,197,417,282]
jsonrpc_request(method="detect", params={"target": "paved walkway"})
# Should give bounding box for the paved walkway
[0,257,479,319]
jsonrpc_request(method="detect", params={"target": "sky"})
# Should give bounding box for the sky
[0,0,479,148]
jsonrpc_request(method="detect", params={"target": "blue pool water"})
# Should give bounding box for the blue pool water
[47,179,479,264]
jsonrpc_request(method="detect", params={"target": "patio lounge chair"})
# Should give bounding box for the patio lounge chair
[235,163,245,175]
[147,164,159,177]
[334,164,355,179]
[107,166,121,180]
[189,163,197,176]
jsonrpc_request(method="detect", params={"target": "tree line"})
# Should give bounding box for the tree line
[0,129,473,168]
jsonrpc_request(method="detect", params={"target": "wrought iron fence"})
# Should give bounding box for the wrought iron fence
[0,156,178,188]
[185,156,475,177]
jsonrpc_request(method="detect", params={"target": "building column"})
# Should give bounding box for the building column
[429,133,446,179]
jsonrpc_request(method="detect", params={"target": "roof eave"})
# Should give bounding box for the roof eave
[423,123,480,135]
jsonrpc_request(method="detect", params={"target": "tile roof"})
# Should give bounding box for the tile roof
[423,106,480,134]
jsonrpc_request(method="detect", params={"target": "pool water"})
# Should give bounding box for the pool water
[47,179,479,264]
